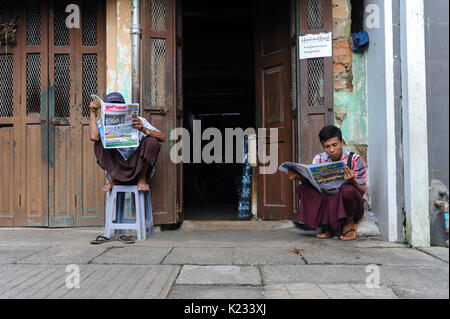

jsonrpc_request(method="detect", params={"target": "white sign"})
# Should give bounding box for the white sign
[299,32,333,59]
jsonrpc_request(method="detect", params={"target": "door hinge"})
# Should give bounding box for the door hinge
[19,194,22,207]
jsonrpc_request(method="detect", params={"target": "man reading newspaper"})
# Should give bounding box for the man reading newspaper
[287,125,367,241]
[89,92,166,192]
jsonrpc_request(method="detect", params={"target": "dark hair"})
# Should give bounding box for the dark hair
[319,125,343,143]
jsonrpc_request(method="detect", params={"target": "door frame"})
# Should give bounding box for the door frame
[142,0,302,223]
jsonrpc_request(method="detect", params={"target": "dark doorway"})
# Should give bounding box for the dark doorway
[182,0,256,220]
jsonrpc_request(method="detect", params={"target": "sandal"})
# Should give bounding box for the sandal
[340,224,358,241]
[316,226,333,239]
[117,235,135,244]
[90,235,112,245]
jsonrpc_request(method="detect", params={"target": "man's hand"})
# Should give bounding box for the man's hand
[90,101,101,115]
[288,170,298,181]
[132,118,144,132]
[344,166,357,184]
[344,166,366,196]
[288,169,308,184]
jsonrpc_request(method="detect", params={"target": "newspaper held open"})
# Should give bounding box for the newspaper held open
[91,94,140,149]
[279,161,347,195]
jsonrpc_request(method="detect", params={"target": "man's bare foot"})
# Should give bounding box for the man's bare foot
[340,222,357,241]
[102,180,116,192]
[137,179,150,191]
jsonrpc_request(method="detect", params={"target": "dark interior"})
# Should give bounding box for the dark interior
[182,0,256,220]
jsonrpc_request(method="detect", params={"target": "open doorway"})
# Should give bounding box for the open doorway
[182,0,256,220]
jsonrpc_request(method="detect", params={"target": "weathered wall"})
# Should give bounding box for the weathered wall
[424,0,449,189]
[332,0,368,166]
[392,0,406,243]
[363,0,401,242]
[106,0,132,103]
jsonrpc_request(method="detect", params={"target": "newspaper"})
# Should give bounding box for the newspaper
[91,94,140,149]
[279,161,347,195]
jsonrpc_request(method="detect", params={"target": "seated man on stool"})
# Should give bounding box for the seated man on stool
[288,125,367,241]
[89,92,166,192]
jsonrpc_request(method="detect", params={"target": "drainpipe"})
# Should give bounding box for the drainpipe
[131,0,142,104]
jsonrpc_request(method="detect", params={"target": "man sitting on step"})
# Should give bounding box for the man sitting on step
[288,125,367,241]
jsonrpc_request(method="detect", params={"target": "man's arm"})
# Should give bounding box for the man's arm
[344,166,366,196]
[89,101,101,141]
[145,128,166,142]
[132,118,166,142]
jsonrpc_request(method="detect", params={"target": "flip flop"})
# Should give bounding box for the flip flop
[117,235,135,244]
[90,235,112,245]
[340,224,358,241]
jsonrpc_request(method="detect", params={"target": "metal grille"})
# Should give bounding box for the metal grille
[150,39,166,107]
[26,53,41,116]
[0,54,14,118]
[151,0,166,31]
[307,0,323,30]
[82,1,97,46]
[308,58,325,107]
[54,1,70,46]
[26,0,41,45]
[54,54,71,118]
[0,2,14,23]
[82,54,98,118]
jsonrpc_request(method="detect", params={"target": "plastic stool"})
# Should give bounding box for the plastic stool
[104,185,154,240]
[139,189,155,239]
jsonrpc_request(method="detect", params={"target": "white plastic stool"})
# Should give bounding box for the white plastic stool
[139,187,155,239]
[104,185,154,241]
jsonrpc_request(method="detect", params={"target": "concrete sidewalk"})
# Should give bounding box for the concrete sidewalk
[0,221,448,299]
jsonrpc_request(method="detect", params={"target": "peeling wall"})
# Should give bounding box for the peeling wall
[334,53,368,161]
[332,0,368,164]
[106,0,132,103]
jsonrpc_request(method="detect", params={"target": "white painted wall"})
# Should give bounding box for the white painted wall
[365,0,400,242]
[400,0,430,247]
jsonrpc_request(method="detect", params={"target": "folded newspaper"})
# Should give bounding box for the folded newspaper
[279,161,347,194]
[91,94,140,149]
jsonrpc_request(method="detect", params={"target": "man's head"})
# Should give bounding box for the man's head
[104,92,125,104]
[319,125,344,161]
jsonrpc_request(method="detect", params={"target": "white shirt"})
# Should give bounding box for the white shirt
[97,116,160,161]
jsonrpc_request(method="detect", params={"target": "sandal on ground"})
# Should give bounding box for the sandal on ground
[90,235,112,245]
[316,226,333,239]
[340,224,358,241]
[117,235,135,244]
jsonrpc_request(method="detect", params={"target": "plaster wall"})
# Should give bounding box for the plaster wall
[365,0,400,242]
[332,0,369,192]
[106,0,132,103]
[400,0,430,247]
[424,0,449,189]
[332,0,368,154]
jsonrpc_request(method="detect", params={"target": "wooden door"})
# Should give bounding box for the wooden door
[142,0,180,225]
[0,1,49,227]
[299,0,334,164]
[0,1,106,227]
[255,0,295,220]
[48,0,106,227]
